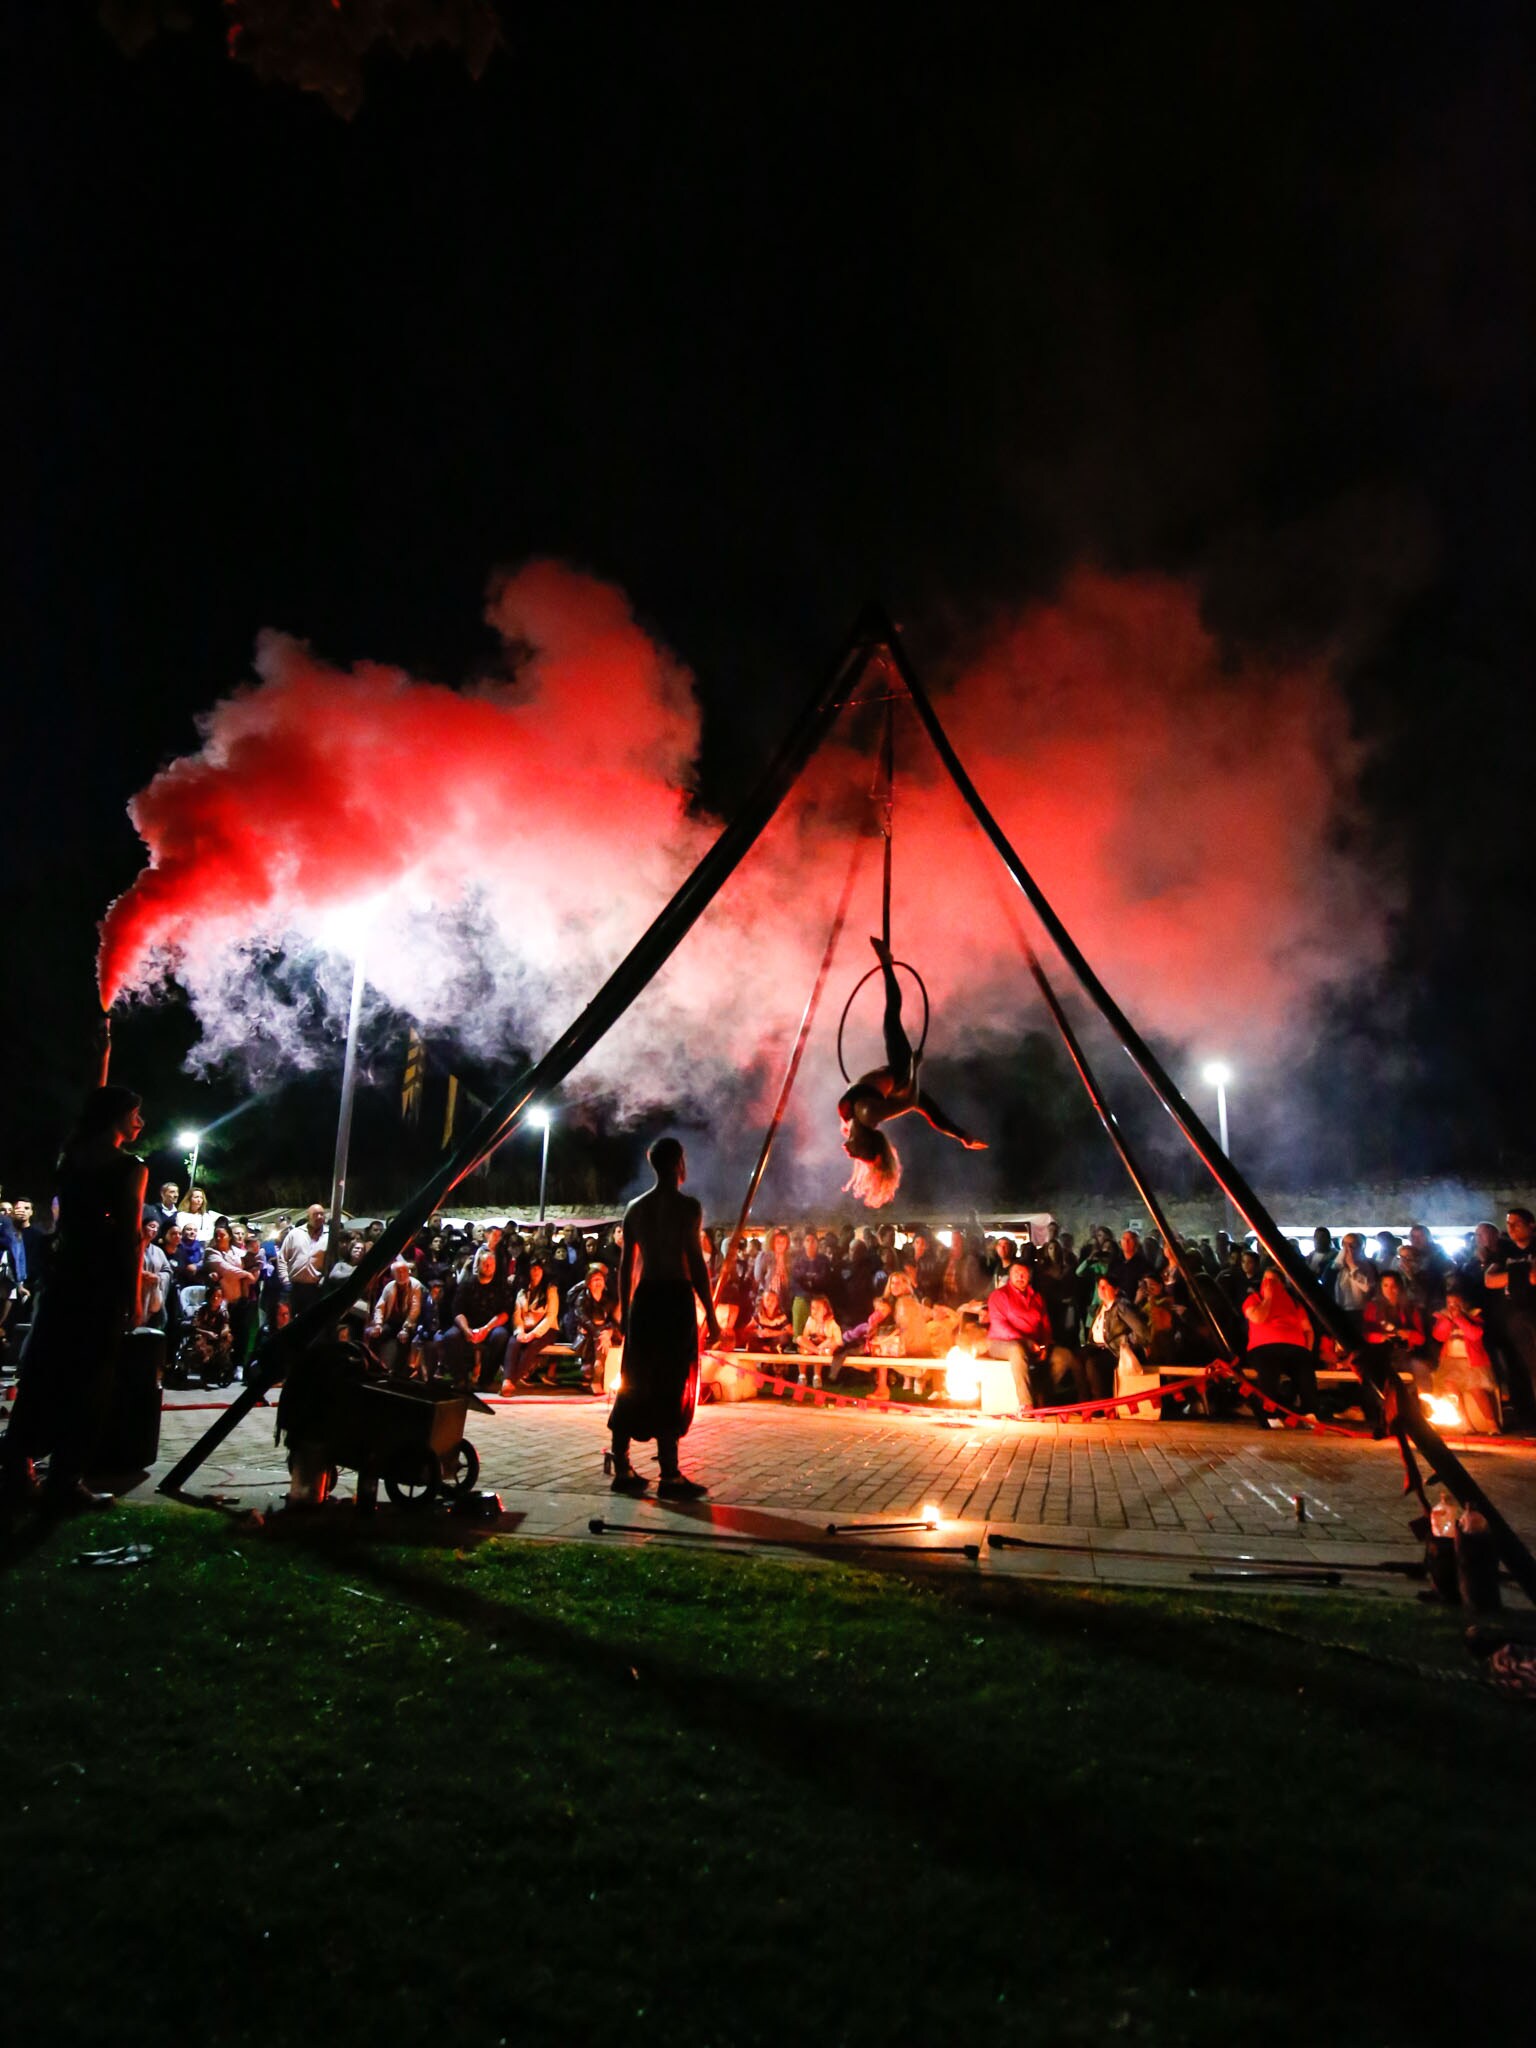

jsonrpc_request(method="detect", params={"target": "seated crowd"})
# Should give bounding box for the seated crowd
[2,1185,1533,1435]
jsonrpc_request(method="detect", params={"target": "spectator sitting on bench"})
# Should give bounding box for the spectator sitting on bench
[1431,1286,1500,1435]
[508,1255,563,1387]
[1082,1275,1148,1403]
[1242,1266,1319,1424]
[366,1256,423,1379]
[442,1246,510,1390]
[566,1260,620,1393]
[743,1288,794,1351]
[795,1293,843,1389]
[984,1259,1054,1410]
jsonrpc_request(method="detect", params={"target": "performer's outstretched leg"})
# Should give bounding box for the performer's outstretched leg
[912,1089,989,1150]
[872,935,915,1086]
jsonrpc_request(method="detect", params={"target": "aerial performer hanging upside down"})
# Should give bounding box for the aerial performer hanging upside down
[839,935,987,1208]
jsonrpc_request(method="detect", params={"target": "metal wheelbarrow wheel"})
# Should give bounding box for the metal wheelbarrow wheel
[440,1438,480,1498]
[383,1454,440,1510]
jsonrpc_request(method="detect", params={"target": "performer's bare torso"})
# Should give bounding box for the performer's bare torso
[622,1185,703,1292]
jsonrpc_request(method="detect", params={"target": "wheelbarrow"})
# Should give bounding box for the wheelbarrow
[324,1378,488,1510]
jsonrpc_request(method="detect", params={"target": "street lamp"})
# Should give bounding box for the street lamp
[529,1106,552,1222]
[178,1128,202,1195]
[1200,1062,1238,1237]
[1200,1062,1232,1156]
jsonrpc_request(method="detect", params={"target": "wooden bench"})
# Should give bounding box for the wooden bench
[1153,1360,1362,1418]
[722,1350,951,1402]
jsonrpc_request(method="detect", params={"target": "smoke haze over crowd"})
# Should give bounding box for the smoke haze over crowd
[98,561,1393,1191]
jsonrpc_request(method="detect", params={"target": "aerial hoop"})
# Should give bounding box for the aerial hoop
[836,960,930,1084]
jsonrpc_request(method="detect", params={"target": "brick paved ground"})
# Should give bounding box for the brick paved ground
[139,1388,1536,1598]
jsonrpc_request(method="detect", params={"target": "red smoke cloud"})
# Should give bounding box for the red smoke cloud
[99,564,1388,1161]
[97,560,703,1009]
[874,567,1387,1058]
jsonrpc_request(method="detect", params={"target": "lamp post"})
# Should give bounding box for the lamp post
[178,1128,202,1198]
[530,1106,552,1222]
[1201,1062,1237,1238]
[326,946,368,1270]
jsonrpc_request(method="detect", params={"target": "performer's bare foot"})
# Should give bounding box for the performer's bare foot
[870,933,894,967]
[962,1135,989,1151]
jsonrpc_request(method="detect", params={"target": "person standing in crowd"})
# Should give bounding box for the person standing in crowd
[159,1223,191,1349]
[839,1234,877,1331]
[1035,1238,1079,1349]
[0,1199,32,1345]
[180,1185,214,1243]
[1406,1224,1450,1306]
[206,1217,258,1367]
[1332,1234,1377,1326]
[754,1226,793,1306]
[258,1215,289,1330]
[944,1229,991,1308]
[1483,1208,1536,1427]
[1306,1227,1337,1284]
[147,1181,182,1237]
[279,1204,329,1314]
[1393,1240,1433,1316]
[608,1136,720,1499]
[789,1227,834,1338]
[140,1217,172,1332]
[909,1227,948,1303]
[1,1086,148,1516]
[1107,1227,1155,1300]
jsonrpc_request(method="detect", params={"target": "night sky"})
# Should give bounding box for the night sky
[4,3,1531,1198]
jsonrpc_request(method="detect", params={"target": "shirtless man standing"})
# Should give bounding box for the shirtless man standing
[610,1136,721,1498]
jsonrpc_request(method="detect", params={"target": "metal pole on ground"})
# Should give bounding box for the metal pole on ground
[1017,937,1245,1360]
[713,827,868,1303]
[883,618,1536,1604]
[159,610,887,1497]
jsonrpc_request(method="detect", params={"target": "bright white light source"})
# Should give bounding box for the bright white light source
[1423,1393,1464,1430]
[1201,1061,1232,1089]
[923,1502,944,1529]
[177,1129,201,1150]
[528,1107,552,1130]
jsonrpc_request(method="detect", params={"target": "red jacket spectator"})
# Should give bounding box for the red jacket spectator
[1362,1276,1425,1351]
[987,1272,1051,1347]
[1242,1271,1313,1351]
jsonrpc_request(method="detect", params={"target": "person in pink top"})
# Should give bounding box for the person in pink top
[1242,1267,1318,1422]
[1430,1286,1500,1435]
[985,1261,1053,1410]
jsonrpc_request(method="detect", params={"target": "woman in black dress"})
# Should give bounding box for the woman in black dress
[1,1085,147,1513]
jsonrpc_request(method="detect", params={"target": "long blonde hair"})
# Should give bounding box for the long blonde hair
[842,1131,901,1209]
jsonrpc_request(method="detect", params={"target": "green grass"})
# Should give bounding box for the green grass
[2,1505,1531,2046]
